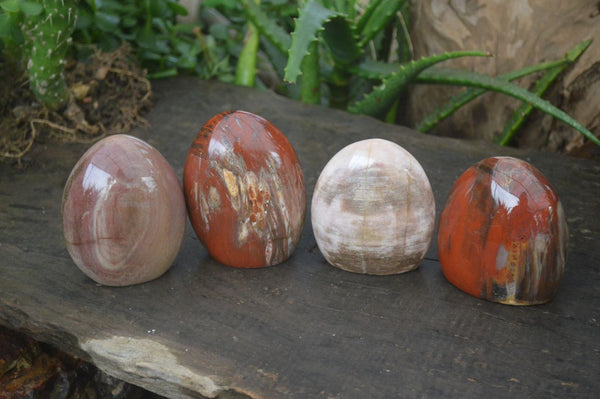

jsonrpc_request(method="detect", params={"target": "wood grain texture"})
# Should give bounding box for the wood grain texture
[62,134,186,286]
[438,157,567,305]
[0,77,599,398]
[183,111,306,269]
[311,138,435,275]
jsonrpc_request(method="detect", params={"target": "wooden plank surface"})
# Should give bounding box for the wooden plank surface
[1,77,599,398]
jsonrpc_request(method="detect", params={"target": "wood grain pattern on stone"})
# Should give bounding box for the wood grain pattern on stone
[438,157,568,305]
[0,77,599,398]
[311,138,435,274]
[183,110,306,268]
[61,134,186,286]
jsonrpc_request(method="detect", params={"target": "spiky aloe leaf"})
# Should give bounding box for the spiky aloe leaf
[320,15,360,65]
[350,59,399,79]
[496,39,592,145]
[300,41,320,104]
[353,51,567,83]
[395,1,411,62]
[416,67,600,146]
[285,1,336,83]
[348,50,490,116]
[285,1,360,82]
[415,59,570,132]
[417,40,592,134]
[23,0,77,110]
[357,0,405,48]
[242,0,290,55]
[355,0,384,33]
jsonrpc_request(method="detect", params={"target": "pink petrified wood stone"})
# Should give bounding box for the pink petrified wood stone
[311,138,436,275]
[183,110,306,268]
[61,134,186,286]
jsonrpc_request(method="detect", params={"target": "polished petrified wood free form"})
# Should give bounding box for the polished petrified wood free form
[61,134,187,286]
[183,110,306,268]
[437,156,568,305]
[2,78,598,399]
[311,138,435,275]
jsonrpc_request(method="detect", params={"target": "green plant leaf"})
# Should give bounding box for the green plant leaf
[355,0,384,33]
[259,36,288,81]
[415,67,600,146]
[320,15,361,65]
[284,1,338,83]
[300,40,320,104]
[94,11,120,31]
[415,59,571,132]
[23,0,78,110]
[496,39,592,145]
[205,0,238,8]
[348,51,490,116]
[166,1,188,16]
[242,0,290,54]
[0,0,19,13]
[395,1,411,62]
[0,13,12,38]
[0,11,22,41]
[235,18,260,87]
[350,59,399,79]
[147,67,178,79]
[357,0,405,48]
[19,1,43,15]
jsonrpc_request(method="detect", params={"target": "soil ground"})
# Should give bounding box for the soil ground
[0,44,151,167]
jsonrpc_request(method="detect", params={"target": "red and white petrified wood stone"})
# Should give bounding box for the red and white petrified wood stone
[311,138,436,275]
[61,134,187,286]
[183,111,306,268]
[437,156,568,305]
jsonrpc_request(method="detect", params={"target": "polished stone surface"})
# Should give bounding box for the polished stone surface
[61,134,186,286]
[183,111,306,268]
[311,139,435,274]
[1,78,598,398]
[438,157,568,305]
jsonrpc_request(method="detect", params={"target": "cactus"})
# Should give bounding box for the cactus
[22,0,77,111]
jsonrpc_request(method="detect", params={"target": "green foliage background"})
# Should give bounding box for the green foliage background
[0,0,597,146]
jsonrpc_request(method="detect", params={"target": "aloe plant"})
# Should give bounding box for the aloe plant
[416,67,600,147]
[283,0,410,107]
[240,0,598,147]
[347,51,491,117]
[495,39,591,145]
[414,59,572,134]
[416,40,595,146]
[353,39,598,146]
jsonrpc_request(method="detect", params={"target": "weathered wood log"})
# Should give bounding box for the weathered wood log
[0,77,598,398]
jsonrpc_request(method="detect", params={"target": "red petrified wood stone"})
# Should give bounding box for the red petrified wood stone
[183,111,306,268]
[437,157,568,305]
